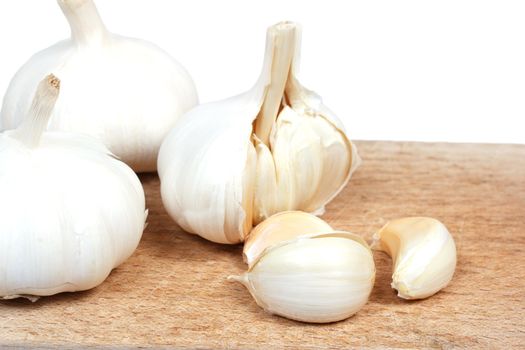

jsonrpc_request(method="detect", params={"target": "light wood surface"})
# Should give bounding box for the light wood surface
[1,141,524,349]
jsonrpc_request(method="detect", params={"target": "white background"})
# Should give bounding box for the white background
[0,0,523,144]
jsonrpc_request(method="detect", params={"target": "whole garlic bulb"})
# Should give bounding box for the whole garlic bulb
[373,217,457,300]
[230,211,375,323]
[0,0,198,172]
[0,75,147,300]
[158,22,359,244]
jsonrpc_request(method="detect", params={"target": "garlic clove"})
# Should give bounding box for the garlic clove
[231,211,375,323]
[0,74,146,300]
[243,211,333,267]
[158,21,359,244]
[1,0,198,172]
[254,106,354,223]
[231,233,375,323]
[373,217,457,300]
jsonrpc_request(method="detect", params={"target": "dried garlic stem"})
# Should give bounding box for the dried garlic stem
[12,75,60,148]
[254,22,297,146]
[58,0,108,47]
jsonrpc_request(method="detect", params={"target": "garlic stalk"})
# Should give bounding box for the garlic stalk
[373,217,457,300]
[0,74,147,300]
[230,211,375,323]
[158,22,359,244]
[0,0,198,172]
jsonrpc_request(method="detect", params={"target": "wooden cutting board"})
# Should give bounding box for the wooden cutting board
[1,141,524,349]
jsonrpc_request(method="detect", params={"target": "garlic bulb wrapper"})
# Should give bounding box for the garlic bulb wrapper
[158,22,359,244]
[0,75,146,300]
[230,211,375,323]
[0,0,198,172]
[373,217,457,300]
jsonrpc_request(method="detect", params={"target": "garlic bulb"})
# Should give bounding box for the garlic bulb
[373,217,457,300]
[158,22,359,244]
[0,75,146,300]
[0,0,198,172]
[230,211,375,323]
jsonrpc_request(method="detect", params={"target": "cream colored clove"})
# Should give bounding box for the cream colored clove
[373,217,457,300]
[230,211,375,323]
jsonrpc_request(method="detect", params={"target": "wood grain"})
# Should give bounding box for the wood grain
[1,141,524,349]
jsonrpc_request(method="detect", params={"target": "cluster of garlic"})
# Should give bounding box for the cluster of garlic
[229,212,456,323]
[0,0,195,300]
[0,75,146,300]
[0,0,198,172]
[154,21,456,323]
[158,22,359,244]
[230,212,375,323]
[0,0,457,324]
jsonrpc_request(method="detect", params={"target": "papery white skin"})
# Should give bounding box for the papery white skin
[0,0,198,172]
[373,217,457,300]
[158,22,359,244]
[0,75,146,300]
[237,237,375,323]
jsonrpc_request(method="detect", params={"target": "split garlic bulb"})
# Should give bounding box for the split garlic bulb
[0,0,198,172]
[373,217,457,300]
[230,211,375,323]
[0,75,146,300]
[158,22,359,244]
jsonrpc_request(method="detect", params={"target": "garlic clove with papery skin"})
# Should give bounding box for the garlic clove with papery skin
[158,22,359,244]
[0,75,146,300]
[0,0,198,172]
[230,211,375,323]
[373,217,457,300]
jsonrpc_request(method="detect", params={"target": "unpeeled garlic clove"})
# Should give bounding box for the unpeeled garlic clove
[230,211,375,323]
[243,210,333,266]
[373,217,457,300]
[158,22,359,244]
